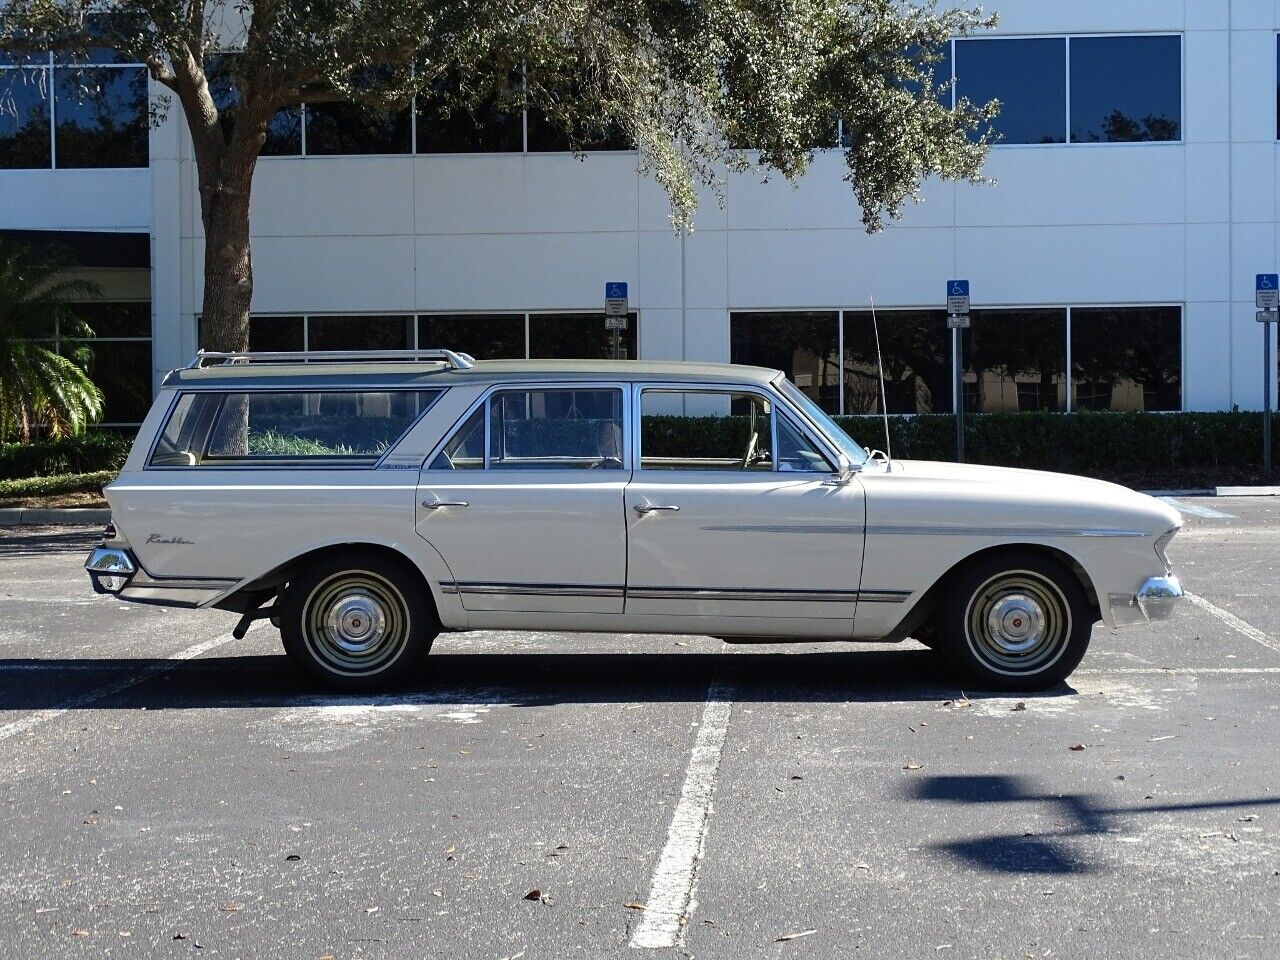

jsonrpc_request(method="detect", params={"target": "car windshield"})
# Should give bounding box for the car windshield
[774,376,868,467]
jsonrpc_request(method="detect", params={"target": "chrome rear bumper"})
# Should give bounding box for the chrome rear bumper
[85,546,136,594]
[1108,575,1184,626]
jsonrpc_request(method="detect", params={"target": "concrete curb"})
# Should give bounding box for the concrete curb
[1216,486,1280,497]
[0,508,110,527]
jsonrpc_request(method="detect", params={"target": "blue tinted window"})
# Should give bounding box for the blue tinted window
[206,57,301,156]
[1070,35,1180,143]
[0,67,52,167]
[53,66,148,167]
[955,38,1066,144]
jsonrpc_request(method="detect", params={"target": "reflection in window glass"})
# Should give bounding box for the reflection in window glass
[489,389,624,469]
[528,312,637,359]
[525,72,631,152]
[53,66,148,167]
[160,390,439,464]
[640,390,773,471]
[1071,306,1181,411]
[416,72,524,153]
[1070,36,1180,143]
[248,316,305,351]
[76,339,152,423]
[730,312,840,413]
[776,415,833,473]
[965,309,1066,412]
[842,310,952,415]
[429,405,485,469]
[307,315,413,351]
[955,38,1066,144]
[0,68,52,168]
[417,314,525,359]
[304,101,412,155]
[207,57,302,156]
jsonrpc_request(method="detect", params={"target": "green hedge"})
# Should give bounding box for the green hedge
[831,411,1273,475]
[0,432,132,481]
[0,470,117,499]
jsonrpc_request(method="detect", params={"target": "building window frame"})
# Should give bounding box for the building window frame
[729,303,1184,415]
[0,51,150,170]
[948,31,1184,149]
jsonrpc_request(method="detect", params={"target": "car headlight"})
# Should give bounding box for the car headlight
[1154,527,1177,573]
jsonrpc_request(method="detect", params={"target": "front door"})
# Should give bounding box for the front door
[415,384,629,613]
[624,385,866,628]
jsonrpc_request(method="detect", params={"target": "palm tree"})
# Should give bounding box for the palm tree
[0,240,104,442]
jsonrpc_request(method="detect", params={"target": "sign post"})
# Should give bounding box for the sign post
[605,281,629,360]
[1258,274,1278,477]
[946,280,971,463]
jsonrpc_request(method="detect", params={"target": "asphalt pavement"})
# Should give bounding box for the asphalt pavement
[1,499,1277,959]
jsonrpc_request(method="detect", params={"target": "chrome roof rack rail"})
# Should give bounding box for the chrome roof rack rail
[188,349,476,370]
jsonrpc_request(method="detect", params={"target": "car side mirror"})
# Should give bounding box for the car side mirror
[823,456,855,486]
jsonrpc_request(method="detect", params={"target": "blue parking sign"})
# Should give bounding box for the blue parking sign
[605,281,628,300]
[947,280,969,298]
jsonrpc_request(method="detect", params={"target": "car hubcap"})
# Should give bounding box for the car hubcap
[303,572,409,676]
[966,571,1070,675]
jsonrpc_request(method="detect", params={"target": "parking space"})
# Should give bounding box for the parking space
[1,502,1278,959]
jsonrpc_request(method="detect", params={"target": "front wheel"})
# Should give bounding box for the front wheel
[937,552,1093,691]
[280,551,436,690]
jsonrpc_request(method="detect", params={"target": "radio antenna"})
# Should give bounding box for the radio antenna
[869,295,893,469]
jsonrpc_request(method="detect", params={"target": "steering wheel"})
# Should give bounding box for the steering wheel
[740,431,760,470]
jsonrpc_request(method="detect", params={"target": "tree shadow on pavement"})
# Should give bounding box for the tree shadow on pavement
[0,527,99,558]
[903,773,1280,876]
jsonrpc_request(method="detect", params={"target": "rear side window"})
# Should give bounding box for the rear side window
[149,390,439,467]
[428,387,624,470]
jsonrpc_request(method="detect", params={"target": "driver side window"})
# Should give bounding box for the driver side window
[639,389,773,471]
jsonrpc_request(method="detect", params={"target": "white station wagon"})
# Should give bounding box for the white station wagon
[86,350,1184,691]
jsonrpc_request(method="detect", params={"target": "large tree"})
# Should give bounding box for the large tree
[2,0,997,352]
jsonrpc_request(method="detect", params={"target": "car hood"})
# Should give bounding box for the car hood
[863,459,1182,536]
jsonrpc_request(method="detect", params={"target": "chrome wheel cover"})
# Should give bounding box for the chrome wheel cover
[964,570,1071,676]
[302,571,410,676]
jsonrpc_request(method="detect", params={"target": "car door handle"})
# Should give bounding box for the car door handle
[634,503,680,516]
[421,499,469,510]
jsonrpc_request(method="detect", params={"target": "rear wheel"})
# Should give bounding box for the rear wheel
[937,552,1092,691]
[280,551,436,690]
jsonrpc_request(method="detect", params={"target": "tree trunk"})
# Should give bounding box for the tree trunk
[196,163,256,353]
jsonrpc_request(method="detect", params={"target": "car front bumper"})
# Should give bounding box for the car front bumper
[1108,575,1184,626]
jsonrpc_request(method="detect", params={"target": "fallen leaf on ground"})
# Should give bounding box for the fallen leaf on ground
[776,929,817,942]
[285,854,301,862]
[220,904,243,913]
[1011,702,1027,712]
[71,930,89,938]
[903,763,923,771]
[523,889,544,901]
[365,906,379,914]
[1069,744,1086,751]
[623,902,646,910]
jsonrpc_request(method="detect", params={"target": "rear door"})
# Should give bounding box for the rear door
[415,383,629,613]
[623,384,866,627]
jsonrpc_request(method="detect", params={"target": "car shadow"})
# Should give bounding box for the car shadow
[902,773,1280,876]
[0,648,1075,710]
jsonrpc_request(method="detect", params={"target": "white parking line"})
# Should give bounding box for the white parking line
[1186,592,1280,655]
[629,679,734,950]
[1158,497,1236,520]
[0,628,247,743]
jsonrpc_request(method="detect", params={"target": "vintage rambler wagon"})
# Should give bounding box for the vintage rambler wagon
[86,349,1184,690]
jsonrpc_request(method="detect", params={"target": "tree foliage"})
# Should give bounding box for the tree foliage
[0,241,104,442]
[2,0,999,350]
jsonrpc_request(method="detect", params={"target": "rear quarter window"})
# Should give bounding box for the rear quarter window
[149,390,440,467]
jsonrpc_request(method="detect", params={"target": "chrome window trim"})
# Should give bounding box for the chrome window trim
[144,387,443,471]
[633,380,846,474]
[421,380,631,472]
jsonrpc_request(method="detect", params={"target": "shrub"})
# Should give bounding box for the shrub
[0,431,132,480]
[0,469,116,499]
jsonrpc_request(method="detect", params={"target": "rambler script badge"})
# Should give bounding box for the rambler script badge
[146,534,195,545]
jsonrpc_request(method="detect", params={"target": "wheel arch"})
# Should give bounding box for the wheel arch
[209,541,443,621]
[887,542,1101,642]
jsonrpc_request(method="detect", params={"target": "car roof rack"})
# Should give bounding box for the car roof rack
[188,349,476,370]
